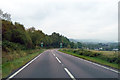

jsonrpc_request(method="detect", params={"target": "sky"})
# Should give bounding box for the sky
[0,0,119,42]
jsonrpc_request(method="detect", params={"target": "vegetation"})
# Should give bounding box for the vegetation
[2,20,76,49]
[2,18,75,64]
[2,49,44,78]
[2,18,76,78]
[1,10,119,78]
[59,49,119,69]
[81,42,118,51]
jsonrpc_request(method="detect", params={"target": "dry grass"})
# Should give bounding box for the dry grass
[2,49,41,64]
[2,49,45,78]
[89,50,118,57]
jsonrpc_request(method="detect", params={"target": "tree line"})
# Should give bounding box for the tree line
[2,19,80,51]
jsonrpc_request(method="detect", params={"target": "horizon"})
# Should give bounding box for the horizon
[69,38,118,43]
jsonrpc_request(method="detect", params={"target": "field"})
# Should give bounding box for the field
[90,50,118,56]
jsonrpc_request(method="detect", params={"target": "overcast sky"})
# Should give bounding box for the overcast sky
[0,0,119,42]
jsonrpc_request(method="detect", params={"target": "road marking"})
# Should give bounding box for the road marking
[57,51,119,74]
[79,58,119,73]
[51,51,55,56]
[64,68,76,80]
[56,57,61,63]
[7,53,43,79]
[53,53,55,56]
[91,62,119,73]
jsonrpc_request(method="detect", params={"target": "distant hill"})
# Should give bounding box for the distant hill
[69,39,115,43]
[69,39,78,43]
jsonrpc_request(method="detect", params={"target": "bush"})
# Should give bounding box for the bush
[106,57,117,63]
[115,58,120,64]
[73,50,77,53]
[89,52,101,57]
[99,54,118,64]
[83,51,91,56]
[61,49,119,64]
[2,40,26,51]
[63,49,101,57]
[73,50,80,54]
[78,51,83,55]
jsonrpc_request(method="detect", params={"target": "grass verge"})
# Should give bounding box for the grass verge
[59,50,119,70]
[2,49,45,78]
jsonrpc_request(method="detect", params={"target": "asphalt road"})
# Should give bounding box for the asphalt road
[8,49,118,79]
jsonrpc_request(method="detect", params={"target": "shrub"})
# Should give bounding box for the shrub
[61,49,118,64]
[115,58,120,64]
[2,40,26,51]
[73,50,80,54]
[78,51,83,55]
[73,50,77,53]
[89,52,101,57]
[106,57,118,63]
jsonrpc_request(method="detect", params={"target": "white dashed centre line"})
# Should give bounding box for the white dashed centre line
[56,57,61,63]
[53,53,55,56]
[52,51,55,56]
[64,68,76,80]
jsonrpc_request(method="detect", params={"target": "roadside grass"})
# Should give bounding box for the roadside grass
[59,49,119,69]
[2,49,45,78]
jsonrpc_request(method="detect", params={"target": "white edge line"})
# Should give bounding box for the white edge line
[7,53,42,79]
[56,57,61,63]
[78,58,119,73]
[57,50,119,73]
[64,68,76,80]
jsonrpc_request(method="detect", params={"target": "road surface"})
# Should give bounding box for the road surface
[7,49,118,80]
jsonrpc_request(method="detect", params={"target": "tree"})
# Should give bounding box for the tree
[77,42,82,49]
[27,27,45,48]
[0,9,11,21]
[2,20,33,48]
[70,42,74,48]
[2,19,76,49]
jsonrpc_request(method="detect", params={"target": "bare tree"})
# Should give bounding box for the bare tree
[0,9,11,21]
